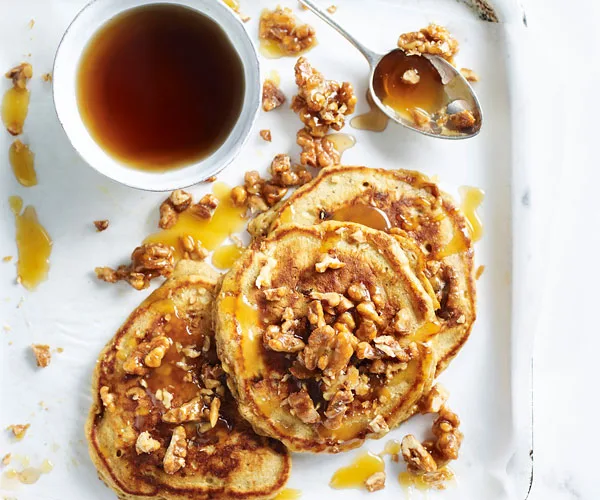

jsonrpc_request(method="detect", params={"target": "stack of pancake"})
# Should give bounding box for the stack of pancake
[86,166,476,498]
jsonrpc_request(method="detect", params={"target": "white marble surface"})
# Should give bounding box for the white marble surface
[524,1,599,499]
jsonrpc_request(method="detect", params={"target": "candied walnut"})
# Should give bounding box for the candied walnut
[262,79,286,111]
[262,183,288,207]
[296,129,340,168]
[356,319,377,342]
[7,424,30,440]
[327,5,337,14]
[447,109,476,131]
[337,311,356,330]
[209,397,220,428]
[259,129,272,142]
[264,324,305,353]
[368,415,389,435]
[136,431,161,455]
[410,107,431,128]
[180,235,208,261]
[307,300,325,327]
[191,194,219,219]
[356,301,382,324]
[248,194,269,214]
[347,282,370,302]
[123,335,172,375]
[372,338,415,361]
[94,220,109,232]
[263,287,288,301]
[421,384,449,414]
[315,254,345,273]
[292,58,357,137]
[393,309,413,334]
[365,471,386,492]
[244,170,265,195]
[6,63,32,90]
[255,256,277,289]
[301,325,354,376]
[163,397,206,424]
[164,426,187,474]
[159,189,192,229]
[144,336,172,368]
[401,434,438,473]
[397,24,459,63]
[402,69,420,85]
[259,7,316,56]
[100,386,116,412]
[356,341,379,360]
[230,185,248,207]
[310,291,342,307]
[41,72,52,82]
[288,388,320,424]
[323,389,353,429]
[31,344,51,367]
[432,406,463,461]
[269,153,312,186]
[460,67,479,82]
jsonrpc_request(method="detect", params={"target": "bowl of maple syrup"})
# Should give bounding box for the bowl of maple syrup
[53,0,260,191]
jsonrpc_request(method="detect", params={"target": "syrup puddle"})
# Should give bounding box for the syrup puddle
[330,452,385,490]
[211,244,243,270]
[1,86,30,135]
[9,139,36,187]
[332,204,391,231]
[350,92,389,132]
[2,459,53,487]
[10,196,52,290]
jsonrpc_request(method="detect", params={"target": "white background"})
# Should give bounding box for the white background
[524,0,599,499]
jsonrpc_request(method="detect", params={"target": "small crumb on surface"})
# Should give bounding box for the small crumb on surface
[365,471,386,492]
[402,69,420,85]
[327,5,337,13]
[28,19,35,29]
[2,453,11,466]
[259,129,272,142]
[93,220,109,232]
[41,72,52,82]
[7,424,30,440]
[460,67,479,82]
[31,344,51,368]
[204,176,217,183]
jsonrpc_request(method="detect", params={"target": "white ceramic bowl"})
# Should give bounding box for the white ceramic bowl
[53,0,260,191]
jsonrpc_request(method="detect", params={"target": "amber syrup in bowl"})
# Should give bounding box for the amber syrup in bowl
[53,0,260,190]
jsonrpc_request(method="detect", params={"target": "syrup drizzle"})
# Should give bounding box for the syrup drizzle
[330,452,385,490]
[350,92,389,132]
[9,139,37,187]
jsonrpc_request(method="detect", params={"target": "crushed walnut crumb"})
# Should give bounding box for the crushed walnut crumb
[365,471,386,492]
[163,426,187,474]
[41,72,52,82]
[31,344,51,368]
[326,5,337,14]
[402,69,420,85]
[93,220,109,232]
[262,79,286,111]
[447,109,476,130]
[292,57,357,137]
[260,129,272,142]
[2,453,11,466]
[5,63,32,90]
[259,7,316,56]
[7,424,30,440]
[159,189,192,229]
[397,24,459,63]
[460,68,479,82]
[135,431,161,454]
[315,254,345,272]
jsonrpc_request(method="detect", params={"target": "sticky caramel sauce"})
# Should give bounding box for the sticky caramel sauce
[144,183,246,257]
[373,50,446,122]
[212,244,243,270]
[9,139,36,187]
[11,197,52,290]
[380,439,402,457]
[1,87,29,135]
[326,133,356,158]
[332,204,391,231]
[77,4,244,171]
[274,488,302,499]
[350,92,389,132]
[398,466,455,491]
[459,186,484,242]
[330,452,385,489]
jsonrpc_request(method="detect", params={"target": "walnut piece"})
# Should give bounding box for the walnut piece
[368,415,389,435]
[159,189,192,229]
[292,57,357,137]
[255,256,277,289]
[41,72,52,82]
[259,7,316,56]
[100,386,116,412]
[288,388,320,424]
[432,406,463,461]
[315,254,345,273]
[163,426,187,474]
[262,79,286,111]
[6,63,32,90]
[397,24,459,63]
[269,153,312,186]
[460,68,479,82]
[163,396,206,424]
[136,431,161,454]
[230,185,248,207]
[259,129,272,142]
[365,471,386,492]
[7,423,30,440]
[301,325,354,376]
[421,384,449,414]
[410,107,431,128]
[297,129,340,167]
[93,220,109,232]
[123,335,172,375]
[401,434,438,473]
[264,325,306,353]
[191,194,219,219]
[31,344,51,367]
[402,69,420,85]
[447,109,476,131]
[209,397,220,428]
[144,336,171,368]
[180,235,208,261]
[327,5,337,14]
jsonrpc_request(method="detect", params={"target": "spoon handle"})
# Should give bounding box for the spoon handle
[299,0,379,65]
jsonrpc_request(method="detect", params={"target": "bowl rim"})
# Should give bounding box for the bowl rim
[52,0,261,192]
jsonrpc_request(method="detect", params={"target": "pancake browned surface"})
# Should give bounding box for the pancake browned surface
[215,221,437,453]
[249,166,476,374]
[86,260,290,500]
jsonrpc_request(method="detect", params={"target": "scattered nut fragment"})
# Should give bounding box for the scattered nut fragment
[326,5,337,14]
[297,129,340,167]
[163,426,187,474]
[460,68,479,82]
[159,189,192,229]
[288,388,320,424]
[401,434,438,473]
[432,406,463,461]
[2,453,11,466]
[393,308,413,334]
[397,24,459,63]
[255,256,277,289]
[94,220,109,232]
[31,344,51,367]
[162,397,205,424]
[447,109,476,130]
[209,397,220,428]
[409,107,431,128]
[259,129,272,142]
[135,431,161,454]
[230,185,248,207]
[41,72,52,82]
[315,254,345,272]
[365,471,386,492]
[421,384,449,414]
[402,69,420,85]
[7,424,30,440]
[259,7,316,56]
[5,63,33,90]
[155,388,174,409]
[262,79,286,111]
[99,386,116,412]
[180,235,208,261]
[191,194,219,219]
[292,57,357,137]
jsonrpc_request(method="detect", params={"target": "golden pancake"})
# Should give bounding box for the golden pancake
[216,221,437,453]
[86,260,290,500]
[249,166,476,374]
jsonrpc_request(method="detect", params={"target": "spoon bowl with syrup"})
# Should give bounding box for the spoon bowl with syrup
[300,0,482,139]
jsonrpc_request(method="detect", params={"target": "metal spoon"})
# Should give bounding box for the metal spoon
[299,0,482,139]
